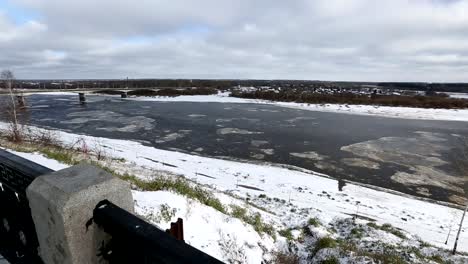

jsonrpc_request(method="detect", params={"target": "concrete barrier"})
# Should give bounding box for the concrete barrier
[26,164,134,264]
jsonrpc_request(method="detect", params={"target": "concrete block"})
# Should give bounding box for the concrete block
[26,164,134,264]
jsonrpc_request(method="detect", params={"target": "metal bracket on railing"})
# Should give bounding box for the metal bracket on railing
[166,218,184,242]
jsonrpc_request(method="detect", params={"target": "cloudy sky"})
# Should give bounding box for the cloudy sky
[0,0,467,81]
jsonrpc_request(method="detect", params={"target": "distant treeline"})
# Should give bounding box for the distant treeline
[378,82,468,93]
[231,90,468,109]
[94,87,218,97]
[16,79,235,90]
[10,79,468,93]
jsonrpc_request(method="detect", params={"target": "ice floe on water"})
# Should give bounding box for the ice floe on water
[217,128,263,135]
[259,109,280,113]
[29,105,50,109]
[341,158,380,170]
[95,116,156,132]
[290,151,326,161]
[315,161,345,173]
[391,167,466,193]
[216,117,260,123]
[216,118,233,123]
[285,116,316,123]
[98,124,144,133]
[156,130,192,143]
[62,117,94,124]
[250,153,265,159]
[63,110,156,132]
[341,131,466,201]
[251,140,269,147]
[260,149,275,155]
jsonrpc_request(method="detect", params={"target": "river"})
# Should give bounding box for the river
[2,93,468,203]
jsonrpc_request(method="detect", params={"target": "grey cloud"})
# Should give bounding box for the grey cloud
[1,0,468,81]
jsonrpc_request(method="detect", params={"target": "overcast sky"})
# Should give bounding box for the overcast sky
[0,0,467,81]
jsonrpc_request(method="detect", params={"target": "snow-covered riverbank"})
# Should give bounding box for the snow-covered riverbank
[135,92,468,122]
[1,121,468,263]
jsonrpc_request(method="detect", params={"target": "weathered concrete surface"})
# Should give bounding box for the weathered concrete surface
[26,164,134,264]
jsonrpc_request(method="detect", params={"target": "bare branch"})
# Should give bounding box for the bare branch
[1,69,22,142]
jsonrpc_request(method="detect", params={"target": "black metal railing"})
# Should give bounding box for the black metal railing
[0,149,52,264]
[93,200,224,264]
[0,149,225,263]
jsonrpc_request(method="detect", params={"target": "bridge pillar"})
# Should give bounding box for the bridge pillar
[78,93,86,104]
[16,95,26,108]
[26,164,134,264]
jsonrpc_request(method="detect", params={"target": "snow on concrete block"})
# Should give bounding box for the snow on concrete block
[26,164,134,264]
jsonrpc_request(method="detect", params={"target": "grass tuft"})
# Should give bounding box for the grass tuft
[313,237,337,255]
[308,217,321,227]
[367,222,406,239]
[41,148,78,165]
[229,205,276,238]
[278,228,293,241]
[120,174,227,214]
[381,223,406,239]
[320,257,339,264]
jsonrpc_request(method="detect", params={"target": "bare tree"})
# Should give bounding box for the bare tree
[452,136,468,254]
[1,70,22,142]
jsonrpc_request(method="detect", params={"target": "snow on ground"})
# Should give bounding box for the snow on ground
[124,92,468,122]
[274,101,468,122]
[0,141,274,263]
[0,147,69,171]
[133,191,275,263]
[448,92,468,99]
[23,91,78,96]
[2,121,467,255]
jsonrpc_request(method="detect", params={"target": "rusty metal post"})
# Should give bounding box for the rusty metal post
[166,218,184,241]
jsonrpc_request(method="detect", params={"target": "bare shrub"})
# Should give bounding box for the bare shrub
[91,139,107,161]
[68,137,90,156]
[271,250,301,264]
[27,128,60,147]
[217,230,247,264]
